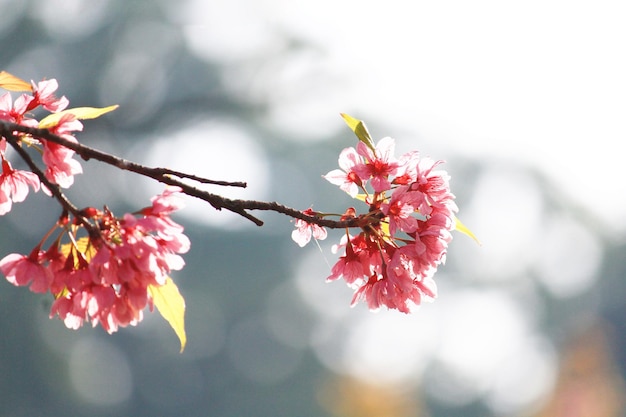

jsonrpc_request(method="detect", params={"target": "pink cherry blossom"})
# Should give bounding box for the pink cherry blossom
[353,137,400,193]
[0,186,11,215]
[0,250,52,293]
[143,185,186,215]
[0,158,40,215]
[412,157,457,214]
[0,92,37,127]
[41,114,83,188]
[0,93,13,122]
[323,147,363,197]
[137,186,191,253]
[348,244,437,314]
[380,185,421,236]
[414,211,454,268]
[291,208,328,247]
[326,234,368,286]
[393,150,420,185]
[50,291,89,330]
[350,274,386,311]
[388,245,438,299]
[29,78,69,112]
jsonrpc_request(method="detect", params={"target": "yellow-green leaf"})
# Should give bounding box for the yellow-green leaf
[354,193,368,202]
[60,236,97,265]
[39,104,119,129]
[380,220,392,242]
[56,236,97,298]
[0,71,32,92]
[149,277,187,353]
[454,216,481,245]
[340,113,375,151]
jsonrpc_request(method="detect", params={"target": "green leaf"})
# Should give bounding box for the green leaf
[340,113,376,151]
[454,216,481,245]
[149,277,187,353]
[39,105,119,129]
[0,71,32,92]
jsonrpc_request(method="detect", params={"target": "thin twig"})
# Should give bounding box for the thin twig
[151,167,247,188]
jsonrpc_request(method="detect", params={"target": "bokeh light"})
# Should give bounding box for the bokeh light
[31,0,112,40]
[68,337,133,406]
[227,315,303,384]
[135,119,270,229]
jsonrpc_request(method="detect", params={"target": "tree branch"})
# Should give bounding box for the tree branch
[0,122,375,230]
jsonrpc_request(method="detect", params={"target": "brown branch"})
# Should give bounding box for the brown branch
[0,121,373,230]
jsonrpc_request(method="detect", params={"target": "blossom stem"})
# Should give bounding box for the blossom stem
[38,222,62,249]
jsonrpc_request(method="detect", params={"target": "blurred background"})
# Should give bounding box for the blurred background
[1,1,625,416]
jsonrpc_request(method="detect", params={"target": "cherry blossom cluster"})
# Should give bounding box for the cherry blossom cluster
[0,75,190,335]
[0,187,190,333]
[293,137,457,313]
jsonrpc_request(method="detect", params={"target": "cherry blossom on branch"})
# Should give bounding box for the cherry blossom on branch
[291,114,463,313]
[0,72,477,351]
[0,71,192,350]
